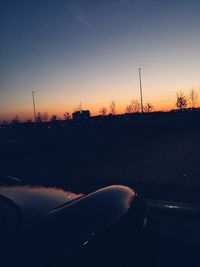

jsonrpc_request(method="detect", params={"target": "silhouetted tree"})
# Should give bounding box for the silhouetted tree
[189,88,198,108]
[144,101,154,112]
[42,112,49,122]
[3,120,8,126]
[36,112,43,122]
[125,104,133,114]
[12,116,20,124]
[99,107,107,116]
[125,99,140,113]
[51,114,58,121]
[176,91,187,110]
[26,119,32,123]
[64,112,71,120]
[110,101,116,115]
[131,99,140,112]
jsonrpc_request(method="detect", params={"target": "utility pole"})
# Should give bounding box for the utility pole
[32,91,37,122]
[79,100,82,113]
[139,68,144,113]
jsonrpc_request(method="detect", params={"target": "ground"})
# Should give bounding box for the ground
[1,113,200,202]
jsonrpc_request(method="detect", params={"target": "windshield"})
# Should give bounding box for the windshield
[0,0,200,202]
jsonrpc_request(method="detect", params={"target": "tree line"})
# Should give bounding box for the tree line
[2,87,199,125]
[176,88,198,110]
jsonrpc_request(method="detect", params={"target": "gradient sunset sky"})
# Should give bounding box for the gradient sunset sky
[0,0,200,121]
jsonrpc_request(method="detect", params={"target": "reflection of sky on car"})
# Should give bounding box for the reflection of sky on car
[0,186,83,219]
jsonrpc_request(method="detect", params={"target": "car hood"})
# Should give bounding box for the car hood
[0,185,83,219]
[1,185,136,267]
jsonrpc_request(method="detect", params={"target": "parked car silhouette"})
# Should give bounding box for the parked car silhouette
[0,175,200,267]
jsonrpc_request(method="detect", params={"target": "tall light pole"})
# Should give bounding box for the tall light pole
[32,91,37,122]
[79,100,82,113]
[139,68,144,113]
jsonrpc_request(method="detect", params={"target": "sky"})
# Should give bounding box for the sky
[0,0,200,121]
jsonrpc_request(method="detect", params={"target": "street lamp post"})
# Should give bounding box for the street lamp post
[139,68,144,113]
[32,91,37,122]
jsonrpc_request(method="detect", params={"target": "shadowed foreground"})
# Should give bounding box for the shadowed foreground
[1,115,200,202]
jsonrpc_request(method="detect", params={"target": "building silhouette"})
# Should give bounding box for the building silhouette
[72,110,90,122]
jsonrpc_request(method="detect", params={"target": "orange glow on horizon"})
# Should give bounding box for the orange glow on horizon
[1,85,199,122]
[0,99,183,122]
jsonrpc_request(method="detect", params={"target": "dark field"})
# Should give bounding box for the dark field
[1,113,200,202]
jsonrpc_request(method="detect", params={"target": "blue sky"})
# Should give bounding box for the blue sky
[1,0,200,120]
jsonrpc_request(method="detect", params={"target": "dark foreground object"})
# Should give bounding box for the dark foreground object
[0,177,200,267]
